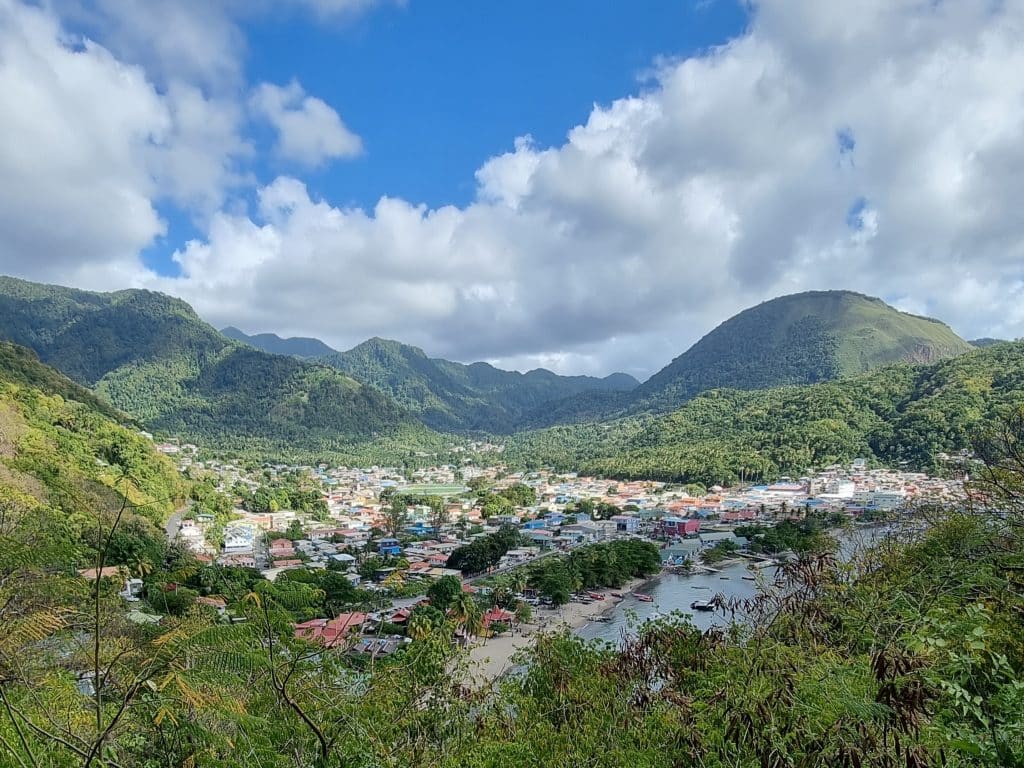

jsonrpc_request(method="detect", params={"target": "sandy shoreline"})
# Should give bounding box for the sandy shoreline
[461,575,657,686]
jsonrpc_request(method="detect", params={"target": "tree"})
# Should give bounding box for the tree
[383,496,409,537]
[286,519,305,540]
[426,575,462,612]
[407,605,446,641]
[514,600,532,625]
[450,591,483,641]
[428,496,448,535]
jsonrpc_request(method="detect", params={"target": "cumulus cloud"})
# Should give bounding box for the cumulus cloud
[250,81,363,167]
[53,0,246,90]
[51,0,393,89]
[143,0,1024,376]
[3,0,1024,377]
[0,0,249,284]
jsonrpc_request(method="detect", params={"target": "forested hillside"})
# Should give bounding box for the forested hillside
[0,276,433,456]
[633,290,972,412]
[4,408,1024,767]
[2,327,1023,768]
[0,341,185,563]
[321,336,638,432]
[506,341,1024,485]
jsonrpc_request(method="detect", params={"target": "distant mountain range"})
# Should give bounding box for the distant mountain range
[507,338,1024,484]
[969,337,1009,348]
[221,326,639,433]
[0,276,983,451]
[319,337,638,433]
[221,326,336,358]
[0,276,417,454]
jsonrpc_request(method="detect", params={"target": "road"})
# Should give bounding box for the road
[165,509,184,542]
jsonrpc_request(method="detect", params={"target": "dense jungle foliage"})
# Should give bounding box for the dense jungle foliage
[0,276,426,453]
[3,337,1024,767]
[319,336,637,433]
[632,290,972,413]
[506,341,1024,485]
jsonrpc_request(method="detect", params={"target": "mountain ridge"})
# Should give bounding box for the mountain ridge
[632,289,972,412]
[221,326,337,358]
[506,339,1024,484]
[0,275,425,454]
[319,336,639,433]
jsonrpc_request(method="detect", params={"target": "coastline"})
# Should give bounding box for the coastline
[462,574,656,687]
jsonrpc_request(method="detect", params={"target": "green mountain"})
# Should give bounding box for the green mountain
[0,276,423,454]
[221,326,336,358]
[633,290,973,412]
[969,337,1007,348]
[0,341,185,555]
[319,336,639,433]
[506,340,1024,485]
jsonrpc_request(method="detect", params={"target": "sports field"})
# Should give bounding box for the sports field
[400,483,469,497]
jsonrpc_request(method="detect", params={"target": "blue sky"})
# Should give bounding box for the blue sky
[4,0,1021,376]
[146,1,749,276]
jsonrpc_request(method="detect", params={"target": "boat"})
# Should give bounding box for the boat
[635,594,654,602]
[587,592,605,600]
[690,599,715,611]
[610,592,623,598]
[742,575,756,581]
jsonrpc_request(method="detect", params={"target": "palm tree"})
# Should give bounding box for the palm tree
[510,571,528,597]
[450,592,483,643]
[130,556,154,580]
[406,612,432,641]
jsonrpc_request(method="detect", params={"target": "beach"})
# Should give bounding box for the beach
[462,576,651,686]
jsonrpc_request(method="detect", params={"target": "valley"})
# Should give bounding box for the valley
[1,276,1022,767]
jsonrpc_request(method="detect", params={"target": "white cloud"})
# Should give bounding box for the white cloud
[53,0,246,90]
[51,0,394,90]
[250,81,363,167]
[286,0,398,18]
[4,0,1024,377]
[148,0,1024,376]
[0,0,249,283]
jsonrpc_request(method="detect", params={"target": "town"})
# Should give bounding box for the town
[134,440,967,669]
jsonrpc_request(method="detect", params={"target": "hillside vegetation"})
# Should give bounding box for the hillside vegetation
[320,336,638,433]
[633,290,972,412]
[0,341,185,563]
[0,276,432,455]
[2,337,1024,767]
[507,341,1024,485]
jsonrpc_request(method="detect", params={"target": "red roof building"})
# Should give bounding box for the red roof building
[294,612,368,647]
[482,607,515,628]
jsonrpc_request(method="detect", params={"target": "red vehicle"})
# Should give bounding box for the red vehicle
[587,592,605,600]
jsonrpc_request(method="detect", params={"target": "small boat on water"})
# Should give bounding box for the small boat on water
[635,594,654,602]
[690,599,715,612]
[610,592,623,598]
[742,575,756,581]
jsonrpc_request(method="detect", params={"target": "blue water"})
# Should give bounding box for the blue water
[578,526,895,645]
[578,560,769,644]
